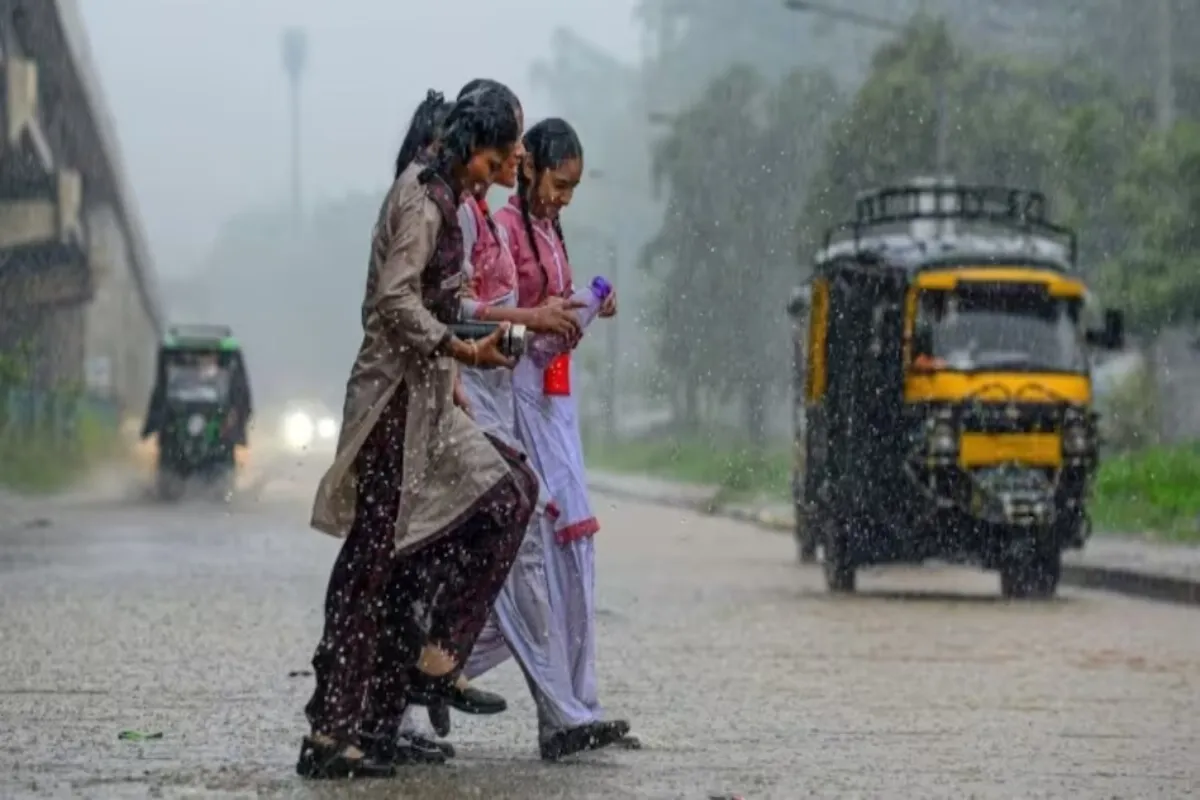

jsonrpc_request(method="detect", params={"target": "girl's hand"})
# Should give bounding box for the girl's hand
[530,296,587,337]
[453,374,472,417]
[599,291,617,318]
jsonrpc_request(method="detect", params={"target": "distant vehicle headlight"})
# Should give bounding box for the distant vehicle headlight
[283,412,315,450]
[317,417,338,440]
[187,414,205,437]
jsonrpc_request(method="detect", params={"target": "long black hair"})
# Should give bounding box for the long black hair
[517,118,583,297]
[457,78,521,115]
[394,89,452,180]
[420,90,521,190]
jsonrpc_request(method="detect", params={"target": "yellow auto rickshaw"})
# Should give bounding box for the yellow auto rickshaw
[787,182,1124,598]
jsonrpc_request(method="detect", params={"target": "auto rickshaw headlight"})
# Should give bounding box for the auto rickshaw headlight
[1062,422,1089,456]
[928,421,958,455]
[187,414,206,437]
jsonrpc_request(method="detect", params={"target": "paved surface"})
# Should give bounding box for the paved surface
[588,471,1200,587]
[0,472,1198,799]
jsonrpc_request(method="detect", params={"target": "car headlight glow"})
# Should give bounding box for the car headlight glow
[317,417,338,440]
[187,414,205,437]
[283,412,315,450]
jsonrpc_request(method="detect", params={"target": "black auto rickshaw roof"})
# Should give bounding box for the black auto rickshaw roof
[814,182,1077,274]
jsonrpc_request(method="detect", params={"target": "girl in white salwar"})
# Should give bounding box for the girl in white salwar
[393,87,630,762]
[493,117,634,758]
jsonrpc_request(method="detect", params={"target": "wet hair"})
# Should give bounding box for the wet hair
[394,89,452,180]
[516,118,583,296]
[420,90,521,189]
[457,78,521,114]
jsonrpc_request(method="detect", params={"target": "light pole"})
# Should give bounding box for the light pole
[1155,0,1175,131]
[783,0,948,177]
[281,28,308,228]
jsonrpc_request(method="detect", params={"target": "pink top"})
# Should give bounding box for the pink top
[459,195,517,314]
[494,195,574,308]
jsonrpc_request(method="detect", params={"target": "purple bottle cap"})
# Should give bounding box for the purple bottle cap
[591,276,613,300]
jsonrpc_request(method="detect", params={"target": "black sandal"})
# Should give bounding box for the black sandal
[296,736,396,779]
[361,731,447,766]
[539,719,631,762]
[407,670,508,715]
[406,733,456,759]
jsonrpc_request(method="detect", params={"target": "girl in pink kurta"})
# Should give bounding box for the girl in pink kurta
[494,118,631,755]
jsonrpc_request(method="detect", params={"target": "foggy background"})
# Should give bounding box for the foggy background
[81,0,1200,447]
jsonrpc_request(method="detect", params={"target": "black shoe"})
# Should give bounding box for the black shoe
[539,720,631,762]
[361,732,446,766]
[296,736,396,780]
[407,733,456,759]
[407,672,507,715]
[428,700,452,737]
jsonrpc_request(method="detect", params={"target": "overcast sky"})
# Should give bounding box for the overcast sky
[81,0,641,275]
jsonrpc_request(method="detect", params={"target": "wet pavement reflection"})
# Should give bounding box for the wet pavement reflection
[1,475,1197,798]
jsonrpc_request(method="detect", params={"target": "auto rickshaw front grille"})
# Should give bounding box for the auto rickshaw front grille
[957,403,1064,434]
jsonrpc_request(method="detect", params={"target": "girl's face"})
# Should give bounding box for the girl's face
[463,144,515,196]
[525,156,583,219]
[494,107,525,191]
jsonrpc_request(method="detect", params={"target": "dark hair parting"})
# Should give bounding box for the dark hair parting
[394,89,451,179]
[457,78,521,113]
[516,118,583,299]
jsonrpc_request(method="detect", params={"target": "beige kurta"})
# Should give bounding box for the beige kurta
[311,163,513,554]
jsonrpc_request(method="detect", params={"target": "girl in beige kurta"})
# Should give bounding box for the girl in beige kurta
[298,90,536,781]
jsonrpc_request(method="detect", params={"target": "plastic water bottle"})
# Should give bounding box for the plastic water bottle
[526,276,613,369]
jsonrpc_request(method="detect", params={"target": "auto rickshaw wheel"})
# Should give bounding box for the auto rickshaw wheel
[821,515,856,593]
[999,544,1062,600]
[795,504,817,564]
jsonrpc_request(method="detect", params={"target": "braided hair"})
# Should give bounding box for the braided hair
[516,118,583,299]
[394,89,452,179]
[419,90,521,191]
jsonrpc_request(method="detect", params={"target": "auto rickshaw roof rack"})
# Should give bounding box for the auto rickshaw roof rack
[820,183,1078,267]
[164,324,239,350]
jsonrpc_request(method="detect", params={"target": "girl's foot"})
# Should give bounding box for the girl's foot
[296,735,396,780]
[408,670,507,715]
[361,731,447,766]
[616,730,643,750]
[539,719,631,762]
[405,733,456,759]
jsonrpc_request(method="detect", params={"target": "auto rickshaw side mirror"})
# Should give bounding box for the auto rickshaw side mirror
[786,287,810,318]
[1086,309,1125,350]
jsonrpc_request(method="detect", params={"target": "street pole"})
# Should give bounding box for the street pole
[933,67,948,177]
[1156,0,1175,131]
[281,28,308,229]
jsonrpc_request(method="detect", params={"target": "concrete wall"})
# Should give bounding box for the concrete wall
[83,203,156,414]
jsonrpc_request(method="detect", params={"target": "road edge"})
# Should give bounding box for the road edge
[589,477,1200,607]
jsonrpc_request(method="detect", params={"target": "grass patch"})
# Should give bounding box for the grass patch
[1091,444,1200,543]
[586,435,791,504]
[0,412,121,494]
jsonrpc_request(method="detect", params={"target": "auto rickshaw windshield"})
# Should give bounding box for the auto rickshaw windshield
[912,287,1086,374]
[165,354,231,403]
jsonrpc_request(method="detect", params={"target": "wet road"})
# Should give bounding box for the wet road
[1,479,1197,799]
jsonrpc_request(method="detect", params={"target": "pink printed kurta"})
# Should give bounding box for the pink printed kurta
[495,196,599,544]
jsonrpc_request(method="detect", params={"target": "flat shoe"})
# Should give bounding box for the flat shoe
[296,736,396,780]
